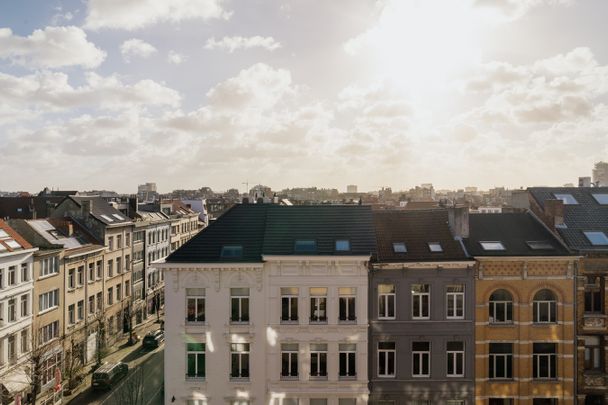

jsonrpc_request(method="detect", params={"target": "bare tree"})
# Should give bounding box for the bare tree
[116,364,144,405]
[22,323,63,405]
[63,336,85,394]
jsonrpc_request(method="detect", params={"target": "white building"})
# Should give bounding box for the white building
[0,220,37,405]
[159,204,375,405]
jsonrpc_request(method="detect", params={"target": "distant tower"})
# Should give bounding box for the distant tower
[579,177,591,187]
[593,162,608,186]
[347,185,357,193]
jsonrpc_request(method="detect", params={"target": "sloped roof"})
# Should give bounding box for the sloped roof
[529,187,608,251]
[373,209,468,262]
[166,204,376,263]
[464,212,570,257]
[69,196,132,226]
[0,196,64,219]
[0,219,33,252]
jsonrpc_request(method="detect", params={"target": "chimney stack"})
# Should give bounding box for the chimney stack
[448,206,470,239]
[81,200,92,216]
[544,199,564,228]
[128,196,139,218]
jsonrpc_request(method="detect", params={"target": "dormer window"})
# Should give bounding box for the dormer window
[428,242,443,252]
[5,239,22,250]
[392,242,407,253]
[584,231,608,246]
[294,240,317,253]
[526,241,555,250]
[592,194,608,205]
[480,241,506,251]
[335,240,350,252]
[221,245,243,258]
[553,193,578,205]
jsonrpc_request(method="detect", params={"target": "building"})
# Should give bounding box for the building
[580,177,592,188]
[369,208,475,404]
[162,201,201,251]
[593,163,608,187]
[0,220,37,405]
[347,185,358,194]
[0,196,64,220]
[159,204,376,405]
[137,183,158,202]
[464,212,576,405]
[528,187,608,405]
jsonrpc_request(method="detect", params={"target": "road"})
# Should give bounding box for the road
[68,346,164,405]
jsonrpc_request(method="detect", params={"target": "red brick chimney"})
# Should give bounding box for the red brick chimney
[544,199,564,228]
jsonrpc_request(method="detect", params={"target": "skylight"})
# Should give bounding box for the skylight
[392,242,407,253]
[584,231,608,246]
[0,244,6,252]
[100,215,114,222]
[592,194,608,205]
[335,240,350,251]
[480,241,506,251]
[553,193,578,205]
[526,241,555,250]
[0,229,9,238]
[5,239,22,250]
[428,242,443,252]
[112,213,124,220]
[294,240,317,253]
[220,245,243,258]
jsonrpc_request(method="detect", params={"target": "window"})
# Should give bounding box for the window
[39,321,59,344]
[446,285,464,319]
[221,245,243,259]
[335,240,350,251]
[66,268,75,289]
[8,334,16,361]
[281,343,298,379]
[96,292,103,312]
[186,343,205,379]
[116,257,122,274]
[533,343,557,379]
[532,400,557,405]
[584,231,608,246]
[489,400,513,405]
[310,400,327,405]
[281,287,298,322]
[412,342,430,377]
[0,268,3,289]
[89,295,95,314]
[339,343,356,378]
[310,288,327,323]
[117,235,122,249]
[480,241,506,251]
[392,242,407,253]
[77,300,84,320]
[294,240,317,253]
[20,263,29,282]
[40,257,58,277]
[230,288,250,323]
[107,287,113,305]
[125,255,130,271]
[339,287,356,322]
[186,288,206,323]
[338,400,356,405]
[88,263,94,282]
[554,193,578,204]
[447,341,464,377]
[585,336,602,370]
[310,343,328,378]
[108,236,114,250]
[230,343,250,379]
[428,242,443,252]
[96,261,103,279]
[125,280,130,297]
[107,260,113,277]
[8,266,16,285]
[378,284,396,319]
[585,275,603,313]
[592,194,608,204]
[116,284,122,301]
[412,284,430,319]
[533,289,556,323]
[126,233,131,246]
[39,289,59,312]
[20,329,28,354]
[20,294,28,317]
[526,241,555,250]
[77,266,84,286]
[378,342,396,377]
[489,289,513,323]
[8,298,16,322]
[446,401,465,405]
[489,343,513,379]
[68,304,75,324]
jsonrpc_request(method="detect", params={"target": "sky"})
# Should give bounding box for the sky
[1,0,607,194]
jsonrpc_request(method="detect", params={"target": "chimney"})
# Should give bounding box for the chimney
[128,196,139,218]
[448,206,469,239]
[66,221,74,237]
[544,199,564,228]
[81,200,92,216]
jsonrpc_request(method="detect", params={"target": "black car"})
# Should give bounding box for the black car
[91,362,129,390]
[142,329,164,349]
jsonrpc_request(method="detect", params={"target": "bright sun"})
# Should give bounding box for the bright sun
[346,0,489,95]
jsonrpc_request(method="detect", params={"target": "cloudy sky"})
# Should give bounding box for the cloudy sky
[1,0,607,193]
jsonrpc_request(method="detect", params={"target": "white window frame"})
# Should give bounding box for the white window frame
[339,343,357,378]
[186,342,205,379]
[339,287,356,322]
[412,342,430,377]
[412,284,430,320]
[378,284,396,320]
[310,344,328,378]
[230,288,250,323]
[446,285,465,319]
[489,343,513,379]
[533,343,557,380]
[377,342,396,378]
[186,288,206,323]
[281,343,299,379]
[309,288,327,323]
[281,287,299,323]
[446,342,464,377]
[230,343,250,380]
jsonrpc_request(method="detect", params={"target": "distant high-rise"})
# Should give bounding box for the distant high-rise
[347,184,358,193]
[593,161,608,186]
[579,176,591,187]
[137,182,158,202]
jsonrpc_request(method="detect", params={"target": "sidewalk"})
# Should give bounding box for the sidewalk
[63,314,164,404]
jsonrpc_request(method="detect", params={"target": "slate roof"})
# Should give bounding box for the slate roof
[529,187,608,252]
[373,209,468,262]
[69,196,132,226]
[166,204,376,263]
[0,196,64,219]
[0,219,34,252]
[464,212,571,257]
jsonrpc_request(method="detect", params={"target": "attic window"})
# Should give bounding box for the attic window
[0,244,6,252]
[592,194,608,205]
[0,229,9,238]
[480,241,506,251]
[5,239,22,250]
[221,245,243,258]
[335,240,350,252]
[100,214,114,222]
[428,242,443,252]
[112,213,124,220]
[294,240,317,253]
[526,241,555,250]
[584,231,608,246]
[392,242,407,253]
[553,193,578,205]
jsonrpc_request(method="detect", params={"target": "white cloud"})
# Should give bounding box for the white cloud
[473,0,574,21]
[205,36,281,53]
[0,26,106,69]
[84,0,231,30]
[120,39,158,62]
[167,50,186,65]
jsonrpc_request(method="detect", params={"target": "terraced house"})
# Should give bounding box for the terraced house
[369,208,475,405]
[527,187,608,405]
[159,204,375,405]
[465,212,576,405]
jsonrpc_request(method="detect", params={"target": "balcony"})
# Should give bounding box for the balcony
[583,314,608,333]
[583,371,608,389]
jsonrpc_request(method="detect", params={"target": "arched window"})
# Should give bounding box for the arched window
[533,289,557,323]
[489,289,513,323]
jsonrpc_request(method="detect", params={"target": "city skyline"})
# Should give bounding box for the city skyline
[1,1,608,191]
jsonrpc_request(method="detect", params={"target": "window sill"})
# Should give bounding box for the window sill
[446,317,465,320]
[532,378,559,382]
[229,377,250,383]
[186,321,207,326]
[412,375,430,378]
[338,375,357,381]
[377,375,395,378]
[378,317,396,321]
[230,321,250,325]
[38,273,59,281]
[38,307,59,315]
[447,374,465,378]
[309,320,328,325]
[280,320,299,324]
[412,317,430,321]
[309,376,328,381]
[280,376,299,381]
[488,321,514,326]
[185,376,206,382]
[338,319,357,324]
[488,378,514,381]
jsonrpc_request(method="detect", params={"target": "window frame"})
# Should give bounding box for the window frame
[489,290,513,324]
[280,343,299,380]
[230,343,250,380]
[309,343,328,379]
[411,284,430,320]
[281,287,299,323]
[309,288,328,323]
[230,288,250,323]
[533,290,557,324]
[446,341,465,377]
[339,343,357,378]
[186,288,206,324]
[446,284,465,319]
[339,287,356,322]
[378,284,396,320]
[489,343,513,379]
[533,343,557,380]
[186,342,206,380]
[412,341,431,378]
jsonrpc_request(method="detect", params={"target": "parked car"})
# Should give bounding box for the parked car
[142,329,164,349]
[91,362,128,391]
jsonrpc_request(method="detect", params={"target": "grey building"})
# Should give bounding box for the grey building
[369,208,475,405]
